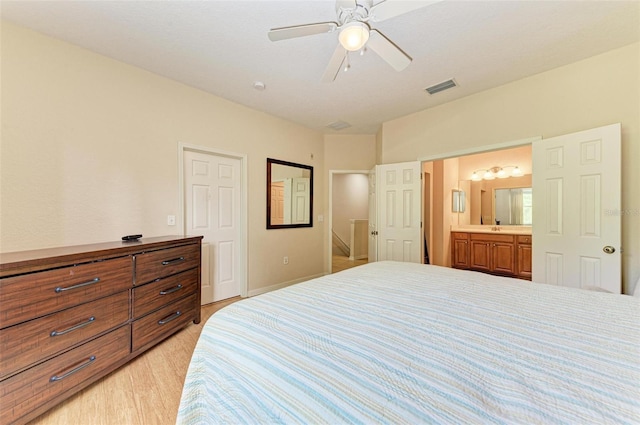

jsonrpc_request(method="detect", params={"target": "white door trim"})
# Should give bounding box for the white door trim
[417,136,541,162]
[328,169,370,274]
[178,142,248,298]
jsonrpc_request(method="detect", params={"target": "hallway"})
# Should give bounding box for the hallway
[332,254,368,273]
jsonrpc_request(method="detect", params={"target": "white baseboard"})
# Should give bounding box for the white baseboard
[247,272,327,297]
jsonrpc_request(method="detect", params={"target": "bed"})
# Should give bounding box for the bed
[177,261,640,424]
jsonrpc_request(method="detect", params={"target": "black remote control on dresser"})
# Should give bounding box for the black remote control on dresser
[122,234,142,241]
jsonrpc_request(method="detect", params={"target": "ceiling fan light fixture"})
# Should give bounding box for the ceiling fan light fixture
[339,21,370,51]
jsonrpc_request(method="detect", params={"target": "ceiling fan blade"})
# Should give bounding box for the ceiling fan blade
[367,29,412,71]
[268,22,338,42]
[370,0,443,22]
[321,44,348,83]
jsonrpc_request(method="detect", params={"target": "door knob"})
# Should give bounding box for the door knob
[603,246,615,254]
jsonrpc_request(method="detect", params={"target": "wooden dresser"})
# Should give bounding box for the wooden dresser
[0,236,202,425]
[451,231,532,280]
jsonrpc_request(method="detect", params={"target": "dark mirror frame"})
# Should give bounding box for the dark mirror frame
[267,158,313,229]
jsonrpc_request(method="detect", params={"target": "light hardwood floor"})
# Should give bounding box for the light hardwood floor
[332,254,367,273]
[28,259,363,425]
[28,296,240,425]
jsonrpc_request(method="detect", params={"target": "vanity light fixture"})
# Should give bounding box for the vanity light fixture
[511,166,522,176]
[471,166,522,181]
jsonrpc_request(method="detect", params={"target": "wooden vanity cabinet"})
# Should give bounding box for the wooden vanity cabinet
[516,235,533,280]
[451,232,470,269]
[0,236,202,425]
[470,233,516,276]
[452,231,531,280]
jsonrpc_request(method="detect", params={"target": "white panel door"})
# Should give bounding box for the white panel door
[532,123,621,293]
[185,150,242,303]
[368,167,377,262]
[376,161,422,263]
[291,177,310,225]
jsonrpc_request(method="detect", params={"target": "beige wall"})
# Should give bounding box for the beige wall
[428,157,460,266]
[380,43,640,293]
[0,22,325,293]
[324,134,377,171]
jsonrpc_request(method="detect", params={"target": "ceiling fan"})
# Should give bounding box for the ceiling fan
[268,0,441,82]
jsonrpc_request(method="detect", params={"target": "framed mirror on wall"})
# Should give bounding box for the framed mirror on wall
[267,158,313,229]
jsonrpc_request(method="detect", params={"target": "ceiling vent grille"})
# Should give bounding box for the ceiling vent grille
[425,79,457,95]
[326,120,352,131]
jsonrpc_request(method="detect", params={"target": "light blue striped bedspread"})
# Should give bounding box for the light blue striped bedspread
[177,261,640,424]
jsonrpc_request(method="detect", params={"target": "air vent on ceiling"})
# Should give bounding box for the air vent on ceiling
[326,120,352,131]
[425,79,457,95]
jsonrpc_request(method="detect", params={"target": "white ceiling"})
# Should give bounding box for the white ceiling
[2,0,639,134]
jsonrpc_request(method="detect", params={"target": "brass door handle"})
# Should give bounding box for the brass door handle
[603,246,615,254]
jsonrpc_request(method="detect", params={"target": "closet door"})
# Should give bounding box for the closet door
[532,123,621,293]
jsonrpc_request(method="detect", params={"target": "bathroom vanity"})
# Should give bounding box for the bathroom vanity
[451,227,532,280]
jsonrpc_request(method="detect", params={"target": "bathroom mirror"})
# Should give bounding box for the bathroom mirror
[494,187,533,225]
[464,174,532,225]
[267,158,313,229]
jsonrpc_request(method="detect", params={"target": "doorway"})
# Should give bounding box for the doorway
[179,144,247,303]
[328,170,370,273]
[420,139,538,268]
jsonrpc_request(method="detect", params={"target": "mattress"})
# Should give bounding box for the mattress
[177,261,640,424]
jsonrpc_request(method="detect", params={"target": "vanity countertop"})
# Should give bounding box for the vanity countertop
[451,225,532,235]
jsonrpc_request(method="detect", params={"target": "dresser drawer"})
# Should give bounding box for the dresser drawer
[132,293,197,352]
[0,326,130,425]
[0,291,129,380]
[134,244,200,286]
[132,269,198,319]
[0,256,132,329]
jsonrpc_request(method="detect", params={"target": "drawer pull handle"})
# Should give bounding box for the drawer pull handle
[161,257,185,266]
[50,355,96,382]
[55,277,100,293]
[50,316,95,337]
[158,311,182,325]
[159,284,183,295]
